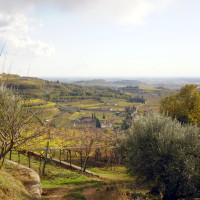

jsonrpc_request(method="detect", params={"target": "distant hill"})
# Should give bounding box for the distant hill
[72,79,144,87]
[73,79,107,86]
[0,74,128,101]
[42,77,200,89]
[111,80,144,87]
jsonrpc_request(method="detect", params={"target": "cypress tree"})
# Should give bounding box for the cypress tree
[96,118,101,128]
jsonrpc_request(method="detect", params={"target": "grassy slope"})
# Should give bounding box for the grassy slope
[0,163,33,200]
[5,152,106,200]
[5,152,153,200]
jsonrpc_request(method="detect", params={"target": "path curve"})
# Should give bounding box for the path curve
[6,159,42,199]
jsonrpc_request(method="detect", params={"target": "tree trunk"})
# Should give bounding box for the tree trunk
[28,152,31,168]
[82,139,93,172]
[9,150,12,160]
[162,191,178,200]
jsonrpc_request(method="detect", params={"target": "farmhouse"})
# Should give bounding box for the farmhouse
[100,119,112,128]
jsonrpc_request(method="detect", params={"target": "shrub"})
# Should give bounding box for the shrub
[117,113,200,200]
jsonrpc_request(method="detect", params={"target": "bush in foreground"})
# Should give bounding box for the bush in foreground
[117,113,200,200]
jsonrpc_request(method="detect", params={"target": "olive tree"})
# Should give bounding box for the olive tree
[0,85,43,166]
[117,113,200,200]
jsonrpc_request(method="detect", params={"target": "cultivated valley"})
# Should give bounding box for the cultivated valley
[0,74,199,200]
[1,1,200,199]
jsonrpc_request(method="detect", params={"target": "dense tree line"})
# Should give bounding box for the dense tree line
[128,96,146,103]
[160,84,200,126]
[2,77,129,102]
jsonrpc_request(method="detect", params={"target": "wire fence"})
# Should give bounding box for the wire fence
[8,143,121,176]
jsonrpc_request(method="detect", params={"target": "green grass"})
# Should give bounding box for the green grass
[88,167,113,174]
[80,110,115,119]
[5,152,110,199]
[76,103,103,108]
[6,151,95,189]
[4,153,152,200]
[89,166,127,174]
[24,99,46,107]
[88,166,132,181]
[50,112,72,128]
[41,175,92,188]
[63,181,104,200]
[71,181,105,192]
[32,102,56,108]
[39,107,61,121]
[69,112,84,120]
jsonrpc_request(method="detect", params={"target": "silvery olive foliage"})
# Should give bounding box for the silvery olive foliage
[117,113,200,200]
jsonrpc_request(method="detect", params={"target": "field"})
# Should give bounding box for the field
[0,74,176,199]
[34,95,164,130]
[0,74,174,130]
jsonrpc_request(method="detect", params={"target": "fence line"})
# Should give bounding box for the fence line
[9,144,120,176]
[30,145,111,151]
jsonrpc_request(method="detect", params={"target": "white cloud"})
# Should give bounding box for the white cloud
[0,0,172,25]
[0,0,35,13]
[39,0,172,25]
[0,13,55,58]
[0,0,172,74]
[78,0,172,25]
[0,13,29,34]
[4,34,55,57]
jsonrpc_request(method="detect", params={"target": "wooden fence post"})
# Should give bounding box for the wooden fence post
[82,139,94,172]
[39,154,42,175]
[105,147,108,160]
[27,152,31,168]
[41,141,49,176]
[62,149,65,161]
[66,150,69,161]
[59,149,62,163]
[9,150,12,160]
[69,150,72,166]
[80,150,83,168]
[49,150,52,161]
[106,150,112,169]
[18,151,20,164]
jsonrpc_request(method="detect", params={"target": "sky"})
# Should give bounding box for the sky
[0,0,200,78]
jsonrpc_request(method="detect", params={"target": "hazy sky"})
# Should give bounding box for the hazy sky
[0,0,200,77]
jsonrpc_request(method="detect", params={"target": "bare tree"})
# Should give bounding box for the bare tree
[0,84,43,166]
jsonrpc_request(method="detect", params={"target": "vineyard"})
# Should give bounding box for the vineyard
[0,74,178,200]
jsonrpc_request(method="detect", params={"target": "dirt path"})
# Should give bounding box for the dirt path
[48,188,69,200]
[42,185,117,200]
[6,160,42,199]
[82,187,117,200]
[40,166,133,200]
[42,186,73,200]
[41,178,119,200]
